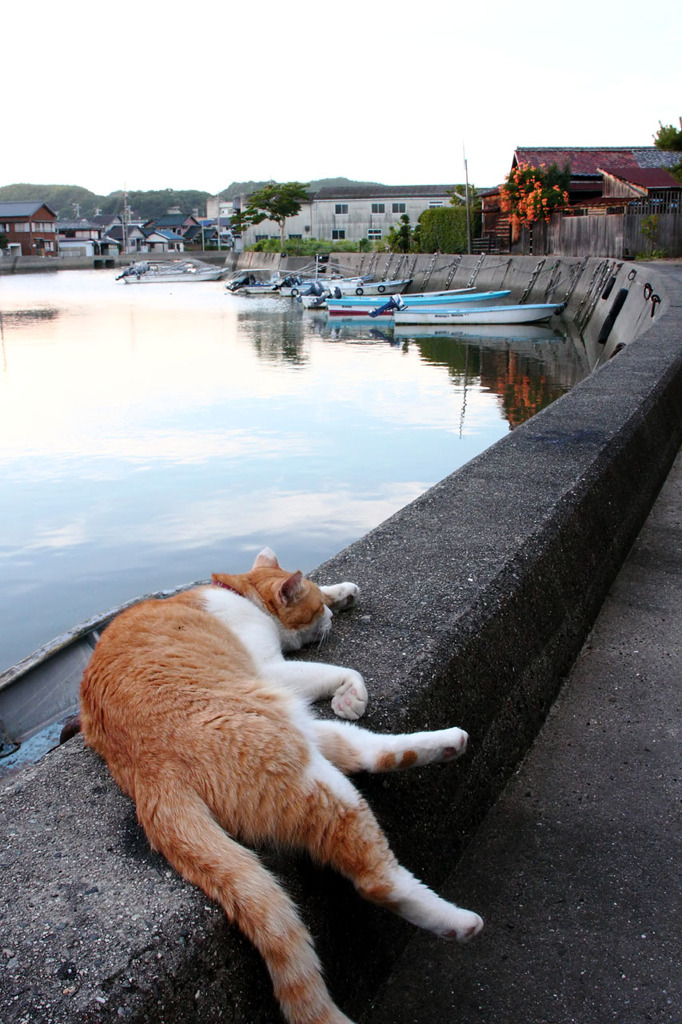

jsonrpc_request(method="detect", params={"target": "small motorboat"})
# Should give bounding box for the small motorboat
[326,290,512,318]
[224,270,284,293]
[116,259,225,283]
[0,582,202,778]
[393,302,565,326]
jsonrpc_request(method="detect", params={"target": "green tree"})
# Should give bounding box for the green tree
[653,118,682,184]
[386,214,412,252]
[416,206,469,253]
[243,182,310,246]
[654,118,682,151]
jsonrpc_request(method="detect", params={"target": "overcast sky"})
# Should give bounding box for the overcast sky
[5,0,681,196]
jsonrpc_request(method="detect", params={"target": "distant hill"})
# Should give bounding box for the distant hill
[0,183,105,219]
[220,177,387,199]
[0,178,388,221]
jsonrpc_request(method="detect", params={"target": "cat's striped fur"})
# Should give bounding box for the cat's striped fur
[80,548,482,1024]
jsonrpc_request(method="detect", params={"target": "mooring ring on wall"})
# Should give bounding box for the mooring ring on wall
[643,282,653,300]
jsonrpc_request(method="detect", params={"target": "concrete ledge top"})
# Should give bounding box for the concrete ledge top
[2,258,681,1024]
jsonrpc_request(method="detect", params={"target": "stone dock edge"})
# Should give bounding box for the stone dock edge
[1,256,681,1023]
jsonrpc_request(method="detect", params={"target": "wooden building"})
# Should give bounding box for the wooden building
[480,147,681,256]
[0,201,58,256]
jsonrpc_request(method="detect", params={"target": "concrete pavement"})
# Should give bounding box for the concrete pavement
[363,447,682,1024]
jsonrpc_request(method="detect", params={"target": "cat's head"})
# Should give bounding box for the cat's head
[212,548,333,651]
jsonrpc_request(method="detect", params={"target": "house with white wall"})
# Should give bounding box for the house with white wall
[235,185,461,246]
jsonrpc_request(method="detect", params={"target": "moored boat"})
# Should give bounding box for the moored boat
[326,290,512,318]
[0,583,203,778]
[225,270,284,293]
[116,259,225,283]
[393,303,565,326]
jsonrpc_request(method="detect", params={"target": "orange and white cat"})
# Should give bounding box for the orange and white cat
[80,547,482,1024]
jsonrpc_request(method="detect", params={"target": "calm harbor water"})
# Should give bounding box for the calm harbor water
[0,269,590,674]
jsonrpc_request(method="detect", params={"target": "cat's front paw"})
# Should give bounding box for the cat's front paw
[321,582,360,612]
[331,672,368,720]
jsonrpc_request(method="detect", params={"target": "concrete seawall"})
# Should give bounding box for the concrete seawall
[1,257,681,1023]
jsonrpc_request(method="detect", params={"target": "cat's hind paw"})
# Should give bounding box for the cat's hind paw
[321,582,360,612]
[331,673,368,720]
[441,909,484,943]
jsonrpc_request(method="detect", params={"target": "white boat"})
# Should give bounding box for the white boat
[299,294,329,309]
[329,278,412,296]
[325,287,476,306]
[283,275,369,297]
[393,303,565,326]
[225,270,284,293]
[291,277,412,300]
[326,290,512,318]
[116,259,225,283]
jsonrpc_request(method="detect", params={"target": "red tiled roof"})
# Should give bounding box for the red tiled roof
[514,147,681,176]
[599,165,680,189]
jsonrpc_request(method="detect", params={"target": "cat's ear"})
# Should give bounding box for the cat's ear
[278,571,303,606]
[253,547,279,570]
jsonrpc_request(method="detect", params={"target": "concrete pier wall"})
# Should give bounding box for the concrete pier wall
[1,257,681,1023]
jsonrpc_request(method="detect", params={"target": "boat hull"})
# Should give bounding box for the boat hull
[329,288,510,308]
[326,290,512,317]
[393,304,564,325]
[118,260,224,283]
[289,277,412,298]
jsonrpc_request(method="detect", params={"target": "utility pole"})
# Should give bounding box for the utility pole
[122,186,129,254]
[464,147,472,255]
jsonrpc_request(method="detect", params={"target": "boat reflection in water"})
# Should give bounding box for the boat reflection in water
[392,322,565,343]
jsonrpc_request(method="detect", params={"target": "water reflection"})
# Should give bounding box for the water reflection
[0,270,590,671]
[0,307,60,329]
[236,300,309,366]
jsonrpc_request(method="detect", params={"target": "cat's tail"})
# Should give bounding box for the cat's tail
[135,778,353,1024]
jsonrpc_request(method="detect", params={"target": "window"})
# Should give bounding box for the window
[367,229,382,240]
[428,200,444,208]
[254,234,269,241]
[288,234,302,239]
[332,229,345,240]
[392,203,406,214]
[371,203,385,214]
[335,204,348,214]
[14,222,30,232]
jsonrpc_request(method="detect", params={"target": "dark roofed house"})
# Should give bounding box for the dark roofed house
[142,228,184,253]
[56,219,120,258]
[104,223,148,253]
[0,201,58,257]
[148,214,200,236]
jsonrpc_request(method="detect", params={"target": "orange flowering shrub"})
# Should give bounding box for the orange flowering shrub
[500,161,571,240]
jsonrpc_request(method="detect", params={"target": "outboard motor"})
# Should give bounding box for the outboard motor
[368,294,405,318]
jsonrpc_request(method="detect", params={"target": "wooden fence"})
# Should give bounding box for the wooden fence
[515,206,681,259]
